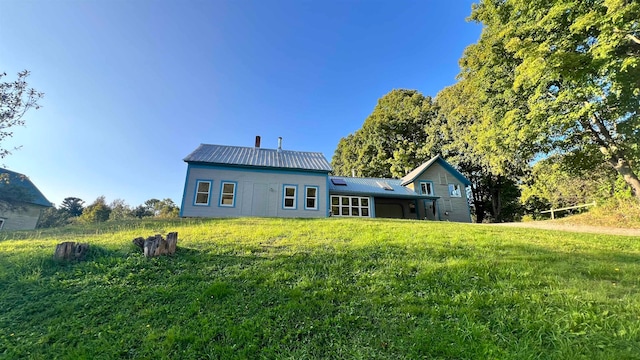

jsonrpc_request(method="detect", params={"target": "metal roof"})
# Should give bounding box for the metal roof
[184,144,333,172]
[401,155,471,186]
[329,176,436,199]
[0,168,53,207]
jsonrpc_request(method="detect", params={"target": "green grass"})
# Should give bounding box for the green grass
[1,218,640,359]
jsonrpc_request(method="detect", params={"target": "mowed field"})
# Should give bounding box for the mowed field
[1,218,639,359]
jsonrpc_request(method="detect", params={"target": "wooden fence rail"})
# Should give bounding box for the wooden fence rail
[540,202,597,219]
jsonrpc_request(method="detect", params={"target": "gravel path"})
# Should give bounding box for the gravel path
[486,221,640,237]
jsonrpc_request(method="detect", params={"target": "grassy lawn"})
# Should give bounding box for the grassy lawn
[1,218,639,359]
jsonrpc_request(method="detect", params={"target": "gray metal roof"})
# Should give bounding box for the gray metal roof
[329,176,436,199]
[0,168,53,207]
[401,155,471,186]
[184,144,333,172]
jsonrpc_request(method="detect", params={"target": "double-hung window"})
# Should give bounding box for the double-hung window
[194,180,212,205]
[448,184,462,197]
[283,185,297,209]
[305,186,318,210]
[219,181,237,207]
[420,181,434,196]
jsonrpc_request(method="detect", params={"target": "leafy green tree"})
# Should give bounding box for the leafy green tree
[521,154,621,210]
[155,198,180,218]
[37,207,70,228]
[332,89,441,178]
[464,0,640,198]
[79,196,111,223]
[436,82,524,223]
[60,197,84,217]
[131,204,153,219]
[109,199,133,221]
[1,70,44,158]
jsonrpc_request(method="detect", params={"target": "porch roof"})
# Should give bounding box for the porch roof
[328,176,438,199]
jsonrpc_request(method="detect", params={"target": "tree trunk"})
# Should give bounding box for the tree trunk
[489,176,503,222]
[607,155,640,200]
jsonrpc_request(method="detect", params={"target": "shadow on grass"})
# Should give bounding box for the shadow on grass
[1,236,640,359]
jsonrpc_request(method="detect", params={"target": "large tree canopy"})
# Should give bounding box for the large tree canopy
[461,0,640,198]
[332,89,441,178]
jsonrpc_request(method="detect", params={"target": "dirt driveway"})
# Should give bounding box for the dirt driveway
[486,221,640,237]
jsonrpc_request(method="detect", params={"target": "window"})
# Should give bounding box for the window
[283,185,297,209]
[420,181,434,196]
[194,180,212,205]
[219,181,237,207]
[305,186,318,210]
[330,196,370,217]
[376,181,394,191]
[331,178,347,186]
[449,184,462,197]
[0,218,5,230]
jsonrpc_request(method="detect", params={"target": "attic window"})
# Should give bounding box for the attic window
[331,178,347,186]
[376,181,394,191]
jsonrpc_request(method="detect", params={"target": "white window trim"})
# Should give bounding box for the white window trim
[304,186,319,210]
[449,184,462,197]
[219,181,237,207]
[420,181,434,196]
[330,195,370,217]
[194,180,212,206]
[283,185,297,210]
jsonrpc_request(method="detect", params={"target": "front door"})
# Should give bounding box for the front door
[251,183,268,216]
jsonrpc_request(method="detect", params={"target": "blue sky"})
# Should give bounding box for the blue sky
[1,0,481,208]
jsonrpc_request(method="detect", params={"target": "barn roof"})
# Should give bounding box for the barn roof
[184,144,333,172]
[0,168,53,207]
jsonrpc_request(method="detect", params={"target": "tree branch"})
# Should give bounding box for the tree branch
[627,33,640,45]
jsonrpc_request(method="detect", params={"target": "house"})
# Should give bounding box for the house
[180,137,472,222]
[0,168,53,230]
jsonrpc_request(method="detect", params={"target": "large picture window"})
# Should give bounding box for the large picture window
[305,186,318,210]
[283,185,297,209]
[330,196,370,217]
[219,181,237,207]
[194,180,212,206]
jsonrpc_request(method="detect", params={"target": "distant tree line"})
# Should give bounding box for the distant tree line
[37,196,180,228]
[332,0,639,222]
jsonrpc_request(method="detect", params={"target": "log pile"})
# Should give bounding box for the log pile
[132,232,178,257]
[54,242,89,261]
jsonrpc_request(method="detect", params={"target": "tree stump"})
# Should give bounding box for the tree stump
[132,232,178,257]
[166,232,178,255]
[54,242,89,261]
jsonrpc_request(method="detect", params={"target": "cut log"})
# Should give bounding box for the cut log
[133,232,178,257]
[132,237,145,250]
[54,242,89,261]
[166,232,178,255]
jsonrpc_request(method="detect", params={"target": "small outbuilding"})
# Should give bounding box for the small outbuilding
[0,168,53,230]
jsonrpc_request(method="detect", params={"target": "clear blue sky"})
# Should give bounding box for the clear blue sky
[1,0,481,208]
